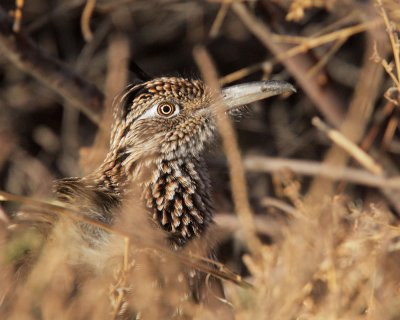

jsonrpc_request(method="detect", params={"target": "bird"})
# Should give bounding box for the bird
[55,72,295,249]
[7,68,295,318]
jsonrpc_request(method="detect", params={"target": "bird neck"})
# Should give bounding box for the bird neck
[92,149,134,196]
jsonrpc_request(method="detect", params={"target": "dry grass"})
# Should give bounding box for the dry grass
[1,0,400,319]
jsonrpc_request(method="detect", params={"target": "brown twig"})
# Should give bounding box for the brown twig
[306,37,346,79]
[382,113,399,149]
[12,0,24,32]
[243,156,400,189]
[209,2,230,38]
[232,2,347,127]
[360,100,395,151]
[220,18,367,85]
[376,0,400,90]
[306,12,388,202]
[0,5,104,124]
[220,60,270,85]
[312,117,384,175]
[81,0,97,42]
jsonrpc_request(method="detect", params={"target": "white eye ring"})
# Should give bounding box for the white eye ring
[137,102,180,120]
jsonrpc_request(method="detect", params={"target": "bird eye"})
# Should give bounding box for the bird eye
[157,102,176,117]
[137,101,179,121]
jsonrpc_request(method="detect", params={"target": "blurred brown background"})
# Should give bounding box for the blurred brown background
[1,0,400,319]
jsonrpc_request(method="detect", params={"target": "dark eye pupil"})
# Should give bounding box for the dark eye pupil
[162,105,171,114]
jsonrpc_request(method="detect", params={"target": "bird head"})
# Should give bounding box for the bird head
[110,76,295,165]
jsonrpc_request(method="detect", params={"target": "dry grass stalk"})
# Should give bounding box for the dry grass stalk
[226,194,400,319]
[194,45,262,256]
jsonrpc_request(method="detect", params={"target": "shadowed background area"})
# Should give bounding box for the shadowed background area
[0,0,400,319]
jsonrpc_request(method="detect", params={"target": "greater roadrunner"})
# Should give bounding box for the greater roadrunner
[47,72,295,317]
[56,74,294,250]
[2,69,295,319]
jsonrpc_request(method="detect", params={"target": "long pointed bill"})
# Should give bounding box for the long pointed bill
[221,80,296,110]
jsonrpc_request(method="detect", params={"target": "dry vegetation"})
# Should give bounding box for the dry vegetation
[1,0,400,319]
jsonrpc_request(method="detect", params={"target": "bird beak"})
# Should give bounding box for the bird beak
[221,80,296,110]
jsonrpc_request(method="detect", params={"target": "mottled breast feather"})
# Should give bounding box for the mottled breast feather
[143,157,213,246]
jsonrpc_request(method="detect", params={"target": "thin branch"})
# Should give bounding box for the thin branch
[209,2,230,38]
[376,0,400,89]
[312,117,384,175]
[244,156,400,189]
[306,37,346,79]
[232,2,347,127]
[306,18,389,201]
[12,0,24,32]
[0,5,104,124]
[81,0,97,42]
